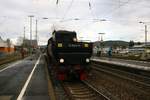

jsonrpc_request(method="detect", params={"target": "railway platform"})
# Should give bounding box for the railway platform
[91,56,150,71]
[0,55,54,100]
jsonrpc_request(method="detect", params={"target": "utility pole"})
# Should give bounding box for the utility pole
[36,19,38,44]
[139,21,149,60]
[98,33,105,41]
[145,25,147,45]
[139,21,148,46]
[23,26,26,47]
[28,15,34,55]
[24,26,25,41]
[98,33,105,57]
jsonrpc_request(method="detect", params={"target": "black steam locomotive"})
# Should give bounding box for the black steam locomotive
[46,30,93,80]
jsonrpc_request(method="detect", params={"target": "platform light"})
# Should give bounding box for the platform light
[60,58,64,63]
[86,58,90,63]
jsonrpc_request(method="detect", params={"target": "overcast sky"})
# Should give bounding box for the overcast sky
[0,0,150,45]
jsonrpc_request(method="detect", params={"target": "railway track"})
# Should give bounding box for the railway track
[49,60,150,99]
[91,62,150,89]
[0,56,21,66]
[61,81,111,100]
[83,61,150,99]
[92,63,150,93]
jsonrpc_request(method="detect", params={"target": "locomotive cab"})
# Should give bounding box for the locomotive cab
[52,30,77,42]
[48,30,92,65]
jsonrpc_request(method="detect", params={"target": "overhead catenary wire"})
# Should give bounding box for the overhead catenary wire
[57,0,101,23]
[0,16,7,25]
[56,0,59,5]
[103,0,130,17]
[89,2,91,10]
[60,0,74,22]
[88,0,110,22]
[0,16,16,40]
[89,0,95,20]
[59,0,100,31]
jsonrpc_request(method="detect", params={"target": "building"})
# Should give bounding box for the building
[0,36,14,54]
[23,39,38,48]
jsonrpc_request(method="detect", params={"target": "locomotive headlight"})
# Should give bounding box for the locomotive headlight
[84,43,89,47]
[73,38,77,42]
[58,43,63,47]
[60,58,64,63]
[86,58,90,63]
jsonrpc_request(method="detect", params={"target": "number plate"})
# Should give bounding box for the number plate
[68,44,81,47]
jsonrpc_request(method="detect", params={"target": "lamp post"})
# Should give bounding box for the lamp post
[139,21,148,46]
[35,17,49,45]
[98,33,105,56]
[97,19,107,52]
[35,19,38,44]
[42,17,50,31]
[43,17,48,20]
[98,33,105,41]
[28,15,34,55]
[23,26,26,41]
[22,26,26,49]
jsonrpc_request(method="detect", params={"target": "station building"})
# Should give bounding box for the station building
[0,36,14,54]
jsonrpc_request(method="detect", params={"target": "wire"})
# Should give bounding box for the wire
[103,0,130,17]
[60,0,74,22]
[56,0,59,5]
[89,0,96,20]
[0,16,7,25]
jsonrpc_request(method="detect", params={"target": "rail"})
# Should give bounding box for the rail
[91,62,150,88]
[61,81,111,100]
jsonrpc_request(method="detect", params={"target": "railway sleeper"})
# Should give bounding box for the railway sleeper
[70,88,90,93]
[72,94,97,100]
[71,90,93,95]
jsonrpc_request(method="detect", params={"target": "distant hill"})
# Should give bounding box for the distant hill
[94,40,129,47]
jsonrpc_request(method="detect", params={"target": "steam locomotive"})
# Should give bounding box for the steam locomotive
[46,30,93,80]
